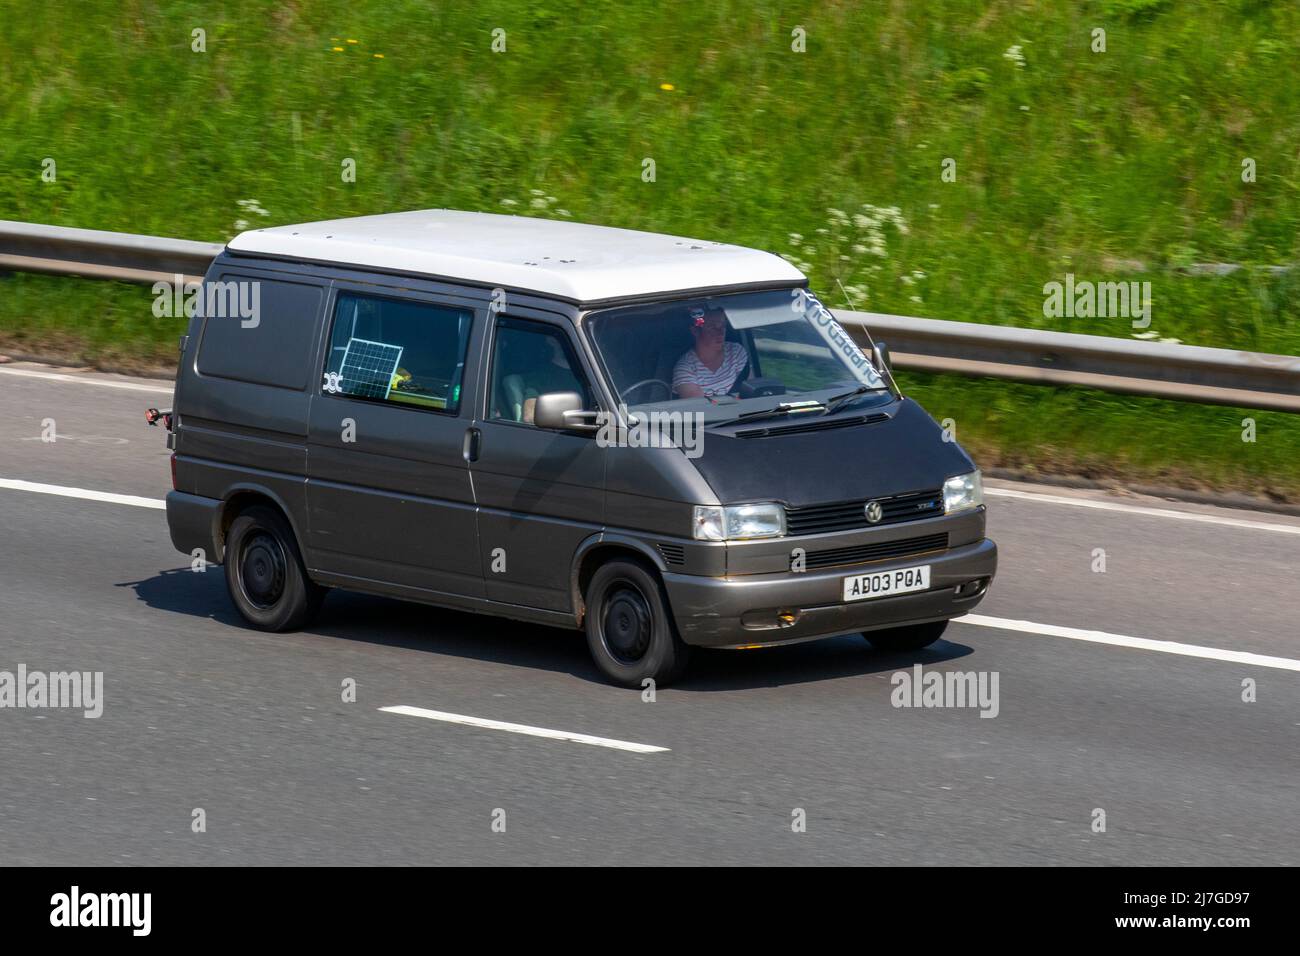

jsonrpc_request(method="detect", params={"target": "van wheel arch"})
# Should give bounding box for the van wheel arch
[572,540,667,627]
[219,489,306,564]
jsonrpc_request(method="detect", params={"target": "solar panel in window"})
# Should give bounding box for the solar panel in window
[338,337,404,400]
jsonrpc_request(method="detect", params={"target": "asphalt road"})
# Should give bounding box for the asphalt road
[1,361,1297,865]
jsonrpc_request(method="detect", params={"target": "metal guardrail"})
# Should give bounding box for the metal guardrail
[0,220,221,284]
[839,311,1300,413]
[2,219,1298,412]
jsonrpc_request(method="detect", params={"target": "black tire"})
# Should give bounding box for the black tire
[584,559,691,688]
[863,619,948,652]
[223,504,325,632]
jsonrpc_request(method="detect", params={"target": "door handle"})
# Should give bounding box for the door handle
[462,426,481,463]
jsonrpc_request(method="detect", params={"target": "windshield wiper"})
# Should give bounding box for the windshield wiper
[822,384,875,414]
[718,386,887,427]
[725,399,827,425]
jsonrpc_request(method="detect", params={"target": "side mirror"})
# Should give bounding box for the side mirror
[533,391,600,432]
[872,341,892,375]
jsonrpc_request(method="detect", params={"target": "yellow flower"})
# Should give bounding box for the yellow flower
[347,39,359,44]
[659,83,675,91]
[373,53,384,58]
[332,46,344,52]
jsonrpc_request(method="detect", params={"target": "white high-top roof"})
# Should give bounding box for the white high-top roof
[226,209,804,303]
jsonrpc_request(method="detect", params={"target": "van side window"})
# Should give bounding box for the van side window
[489,318,591,425]
[322,292,473,413]
[196,276,324,390]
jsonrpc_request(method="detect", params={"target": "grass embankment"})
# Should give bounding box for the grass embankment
[1,1,1297,495]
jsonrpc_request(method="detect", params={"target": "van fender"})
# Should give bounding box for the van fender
[569,532,668,626]
[216,481,309,565]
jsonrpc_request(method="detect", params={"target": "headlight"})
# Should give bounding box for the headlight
[943,470,984,514]
[692,503,786,541]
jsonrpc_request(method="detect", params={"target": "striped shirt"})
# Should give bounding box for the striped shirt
[673,342,748,397]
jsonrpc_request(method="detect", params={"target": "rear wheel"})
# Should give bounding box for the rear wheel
[863,619,948,652]
[584,559,690,687]
[224,505,325,631]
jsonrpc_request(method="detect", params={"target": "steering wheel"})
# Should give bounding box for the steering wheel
[619,378,674,404]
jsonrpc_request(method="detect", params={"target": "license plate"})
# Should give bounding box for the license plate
[842,564,931,602]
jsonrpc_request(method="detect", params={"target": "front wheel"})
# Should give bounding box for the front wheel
[584,559,690,688]
[862,619,948,652]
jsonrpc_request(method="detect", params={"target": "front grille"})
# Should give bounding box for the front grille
[657,543,685,566]
[735,412,889,440]
[799,532,948,571]
[786,488,944,536]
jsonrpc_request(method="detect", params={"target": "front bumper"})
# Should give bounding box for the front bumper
[663,537,997,647]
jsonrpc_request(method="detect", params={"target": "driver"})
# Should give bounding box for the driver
[672,306,748,398]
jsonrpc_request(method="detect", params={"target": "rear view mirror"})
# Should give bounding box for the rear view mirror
[533,391,600,432]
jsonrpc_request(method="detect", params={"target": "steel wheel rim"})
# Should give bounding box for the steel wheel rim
[601,583,653,664]
[240,531,287,610]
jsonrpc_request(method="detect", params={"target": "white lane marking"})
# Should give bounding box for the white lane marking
[0,366,174,395]
[0,478,165,510]
[379,705,670,754]
[985,486,1300,536]
[958,613,1300,672]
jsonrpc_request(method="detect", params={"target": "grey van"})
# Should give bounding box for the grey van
[162,210,996,686]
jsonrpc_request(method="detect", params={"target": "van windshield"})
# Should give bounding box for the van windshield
[584,288,888,423]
